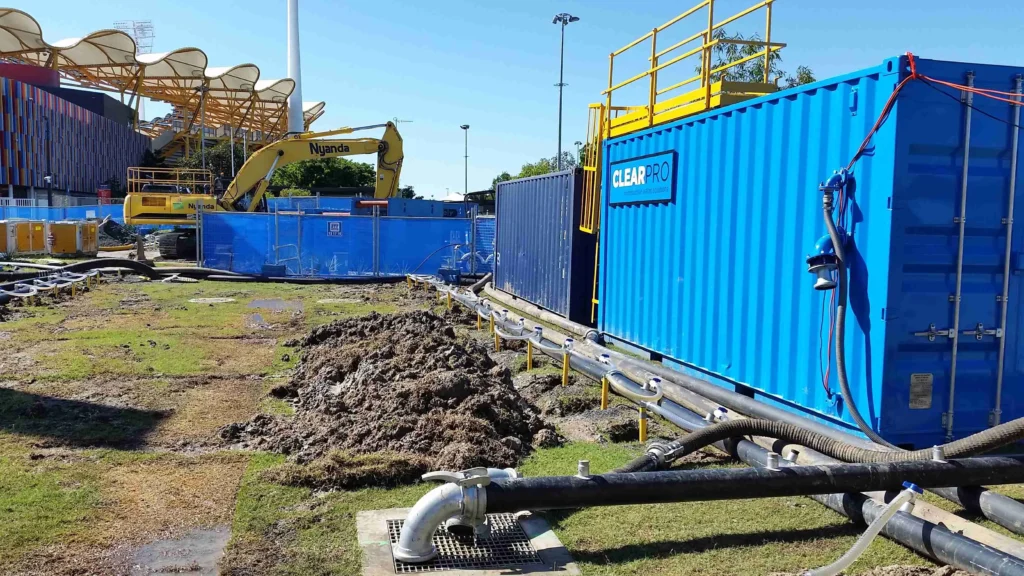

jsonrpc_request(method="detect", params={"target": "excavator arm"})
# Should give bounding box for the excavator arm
[219,121,404,212]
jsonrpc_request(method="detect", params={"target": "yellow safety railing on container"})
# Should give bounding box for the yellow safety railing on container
[602,0,785,139]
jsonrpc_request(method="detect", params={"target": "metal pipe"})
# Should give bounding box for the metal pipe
[994,75,1022,427]
[452,284,1024,534]
[947,71,975,441]
[483,457,1024,513]
[393,483,465,563]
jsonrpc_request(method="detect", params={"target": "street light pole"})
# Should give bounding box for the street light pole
[553,12,579,171]
[460,124,470,195]
[574,140,583,165]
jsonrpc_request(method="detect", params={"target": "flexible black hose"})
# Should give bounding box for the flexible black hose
[613,453,660,473]
[469,273,492,294]
[484,456,1024,513]
[663,417,1024,463]
[824,191,896,448]
[0,258,162,285]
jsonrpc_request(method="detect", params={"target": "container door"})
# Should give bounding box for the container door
[31,222,44,253]
[888,65,1023,446]
[15,223,29,253]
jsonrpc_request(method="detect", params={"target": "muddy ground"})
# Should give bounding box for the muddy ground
[0,278,1012,576]
[221,309,558,486]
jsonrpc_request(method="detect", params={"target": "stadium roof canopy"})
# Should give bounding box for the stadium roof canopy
[0,7,325,138]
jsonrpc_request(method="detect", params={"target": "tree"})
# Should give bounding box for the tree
[178,140,251,178]
[783,65,816,89]
[492,152,580,189]
[518,157,557,178]
[269,157,376,189]
[398,185,423,199]
[491,171,514,190]
[139,148,166,168]
[699,29,814,88]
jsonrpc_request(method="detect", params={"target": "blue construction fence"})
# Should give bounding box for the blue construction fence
[0,204,124,222]
[266,196,354,212]
[199,211,495,279]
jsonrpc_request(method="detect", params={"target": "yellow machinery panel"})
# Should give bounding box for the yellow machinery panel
[0,221,9,253]
[47,221,100,257]
[81,221,98,255]
[48,222,79,255]
[13,221,46,254]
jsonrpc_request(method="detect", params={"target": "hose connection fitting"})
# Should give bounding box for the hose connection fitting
[806,234,839,291]
[393,467,517,563]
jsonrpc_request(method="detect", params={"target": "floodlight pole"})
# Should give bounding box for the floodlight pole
[287,0,305,134]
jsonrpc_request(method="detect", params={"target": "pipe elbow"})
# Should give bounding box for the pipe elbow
[393,483,467,563]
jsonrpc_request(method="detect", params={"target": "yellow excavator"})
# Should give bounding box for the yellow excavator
[123,122,404,258]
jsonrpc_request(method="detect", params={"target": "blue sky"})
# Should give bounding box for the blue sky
[24,0,1024,198]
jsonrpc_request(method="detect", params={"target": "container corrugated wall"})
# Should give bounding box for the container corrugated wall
[496,169,595,323]
[598,56,1024,447]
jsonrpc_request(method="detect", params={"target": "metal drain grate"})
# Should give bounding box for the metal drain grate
[387,513,543,573]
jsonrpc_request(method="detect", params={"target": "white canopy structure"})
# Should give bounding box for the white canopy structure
[0,7,326,140]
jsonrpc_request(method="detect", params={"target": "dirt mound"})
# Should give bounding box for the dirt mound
[221,310,553,474]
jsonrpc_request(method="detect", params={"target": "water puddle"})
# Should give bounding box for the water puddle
[130,525,230,575]
[248,298,304,311]
[246,312,270,329]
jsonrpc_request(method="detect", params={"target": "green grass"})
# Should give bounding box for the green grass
[222,443,934,576]
[225,453,431,576]
[0,450,102,565]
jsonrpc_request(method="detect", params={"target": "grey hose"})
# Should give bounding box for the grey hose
[469,273,492,294]
[661,417,1024,463]
[824,189,897,449]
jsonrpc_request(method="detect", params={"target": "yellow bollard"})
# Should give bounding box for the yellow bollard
[601,377,609,410]
[494,331,501,352]
[406,276,412,289]
[639,406,648,442]
[526,341,533,370]
[52,286,58,298]
[489,314,494,334]
[561,352,570,387]
[71,283,76,298]
[476,312,482,330]
[447,291,452,310]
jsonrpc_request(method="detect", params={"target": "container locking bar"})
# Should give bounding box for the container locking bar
[962,323,1001,341]
[914,323,953,342]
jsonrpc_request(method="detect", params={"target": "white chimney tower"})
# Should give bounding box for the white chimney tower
[286,0,304,134]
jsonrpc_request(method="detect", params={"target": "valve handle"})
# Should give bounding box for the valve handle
[422,467,493,487]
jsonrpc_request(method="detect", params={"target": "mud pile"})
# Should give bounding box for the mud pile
[222,310,554,472]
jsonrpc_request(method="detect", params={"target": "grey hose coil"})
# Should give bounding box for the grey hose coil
[824,192,896,449]
[662,417,1024,463]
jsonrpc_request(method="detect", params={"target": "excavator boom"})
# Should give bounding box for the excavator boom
[122,122,403,259]
[220,121,404,211]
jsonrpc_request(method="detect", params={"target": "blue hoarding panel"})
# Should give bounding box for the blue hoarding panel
[199,211,476,279]
[608,150,677,205]
[599,56,1024,447]
[495,169,595,324]
[472,216,495,274]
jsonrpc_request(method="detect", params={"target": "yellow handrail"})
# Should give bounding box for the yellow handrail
[603,0,784,139]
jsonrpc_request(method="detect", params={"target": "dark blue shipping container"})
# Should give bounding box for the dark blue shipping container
[496,169,595,324]
[599,55,1024,447]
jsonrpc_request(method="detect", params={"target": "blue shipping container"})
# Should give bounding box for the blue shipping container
[599,55,1024,447]
[496,169,596,324]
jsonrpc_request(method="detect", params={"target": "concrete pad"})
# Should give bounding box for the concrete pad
[357,507,580,576]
